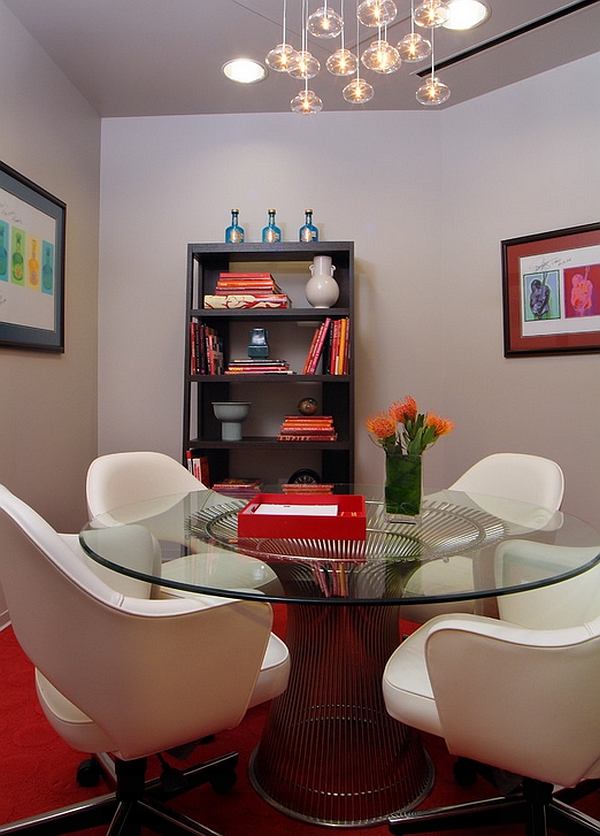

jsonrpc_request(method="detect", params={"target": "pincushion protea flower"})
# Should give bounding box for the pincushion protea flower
[366,396,453,455]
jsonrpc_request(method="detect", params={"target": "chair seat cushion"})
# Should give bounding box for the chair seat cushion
[382,621,443,738]
[35,669,116,755]
[249,633,290,708]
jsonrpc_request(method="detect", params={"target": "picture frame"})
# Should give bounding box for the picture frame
[502,222,600,357]
[0,161,66,352]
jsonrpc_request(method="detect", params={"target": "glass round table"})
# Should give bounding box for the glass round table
[80,486,600,827]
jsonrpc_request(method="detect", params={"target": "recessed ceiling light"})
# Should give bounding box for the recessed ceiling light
[222,58,268,84]
[443,0,490,30]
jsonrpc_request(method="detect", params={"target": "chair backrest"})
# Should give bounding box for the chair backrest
[0,484,273,760]
[424,613,600,788]
[451,454,570,627]
[449,453,565,511]
[86,451,205,517]
[494,539,600,628]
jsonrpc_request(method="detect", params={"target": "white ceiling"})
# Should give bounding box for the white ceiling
[4,0,600,116]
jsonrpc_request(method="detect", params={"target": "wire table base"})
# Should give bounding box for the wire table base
[248,602,433,827]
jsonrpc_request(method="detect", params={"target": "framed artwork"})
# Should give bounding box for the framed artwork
[0,161,66,352]
[502,222,600,357]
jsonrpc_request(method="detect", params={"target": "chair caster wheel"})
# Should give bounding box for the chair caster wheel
[77,757,102,787]
[453,757,478,787]
[211,768,237,795]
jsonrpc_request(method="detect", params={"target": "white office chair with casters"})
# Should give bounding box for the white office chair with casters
[383,611,600,836]
[404,453,565,623]
[0,484,289,836]
[86,450,283,597]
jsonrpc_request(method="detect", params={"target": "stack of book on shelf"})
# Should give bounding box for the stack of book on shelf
[302,317,350,375]
[281,483,334,494]
[277,415,338,442]
[190,320,223,375]
[225,358,294,375]
[186,452,210,486]
[204,272,291,309]
[211,477,263,498]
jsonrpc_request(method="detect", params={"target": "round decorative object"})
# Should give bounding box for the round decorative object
[288,468,321,485]
[298,397,318,416]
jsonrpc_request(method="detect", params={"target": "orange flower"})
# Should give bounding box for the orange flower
[389,396,418,424]
[426,412,454,438]
[366,412,396,440]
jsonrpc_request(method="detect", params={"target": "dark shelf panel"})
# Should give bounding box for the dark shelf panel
[188,241,353,259]
[192,308,351,320]
[188,438,352,450]
[188,374,351,383]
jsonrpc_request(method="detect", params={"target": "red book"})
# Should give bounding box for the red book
[329,319,341,376]
[302,326,322,374]
[218,272,274,278]
[307,318,332,374]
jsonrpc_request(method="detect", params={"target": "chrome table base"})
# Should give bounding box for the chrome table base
[249,603,433,827]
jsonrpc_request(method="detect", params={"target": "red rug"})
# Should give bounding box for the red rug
[1,609,599,835]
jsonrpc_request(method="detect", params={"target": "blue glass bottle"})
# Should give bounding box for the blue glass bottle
[299,209,319,243]
[225,209,244,244]
[262,209,282,244]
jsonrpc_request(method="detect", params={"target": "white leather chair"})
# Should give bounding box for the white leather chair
[449,453,565,510]
[383,611,600,836]
[404,453,565,623]
[86,450,283,597]
[0,484,290,836]
[86,451,206,517]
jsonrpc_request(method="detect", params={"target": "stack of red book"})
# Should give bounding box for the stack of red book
[204,272,291,309]
[225,358,292,374]
[212,477,263,497]
[277,415,338,442]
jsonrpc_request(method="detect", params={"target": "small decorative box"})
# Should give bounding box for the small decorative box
[237,493,367,541]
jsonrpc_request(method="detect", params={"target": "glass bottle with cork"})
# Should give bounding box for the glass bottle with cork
[262,209,282,243]
[225,209,244,243]
[299,209,319,242]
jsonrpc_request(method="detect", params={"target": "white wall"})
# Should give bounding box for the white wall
[0,0,101,533]
[99,53,600,527]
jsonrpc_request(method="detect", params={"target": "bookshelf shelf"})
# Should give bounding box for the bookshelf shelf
[183,241,355,486]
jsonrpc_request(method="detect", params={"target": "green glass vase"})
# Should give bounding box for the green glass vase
[384,452,423,523]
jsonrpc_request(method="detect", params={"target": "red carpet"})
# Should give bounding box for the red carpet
[1,610,599,835]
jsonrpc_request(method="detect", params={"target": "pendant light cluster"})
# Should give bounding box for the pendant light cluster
[265,0,489,113]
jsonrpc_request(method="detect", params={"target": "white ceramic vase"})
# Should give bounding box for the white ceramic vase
[305,255,339,308]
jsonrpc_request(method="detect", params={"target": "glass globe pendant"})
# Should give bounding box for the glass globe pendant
[416,75,450,105]
[307,5,344,38]
[342,76,374,104]
[265,0,299,72]
[397,32,431,61]
[397,1,431,62]
[356,0,397,27]
[266,43,299,72]
[361,39,401,74]
[414,0,450,28]
[291,88,324,113]
[287,50,321,79]
[326,48,358,75]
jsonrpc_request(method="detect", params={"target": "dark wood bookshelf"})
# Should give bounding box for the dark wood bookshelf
[183,241,355,486]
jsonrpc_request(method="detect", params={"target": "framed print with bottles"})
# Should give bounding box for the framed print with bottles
[502,222,600,357]
[0,161,65,352]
